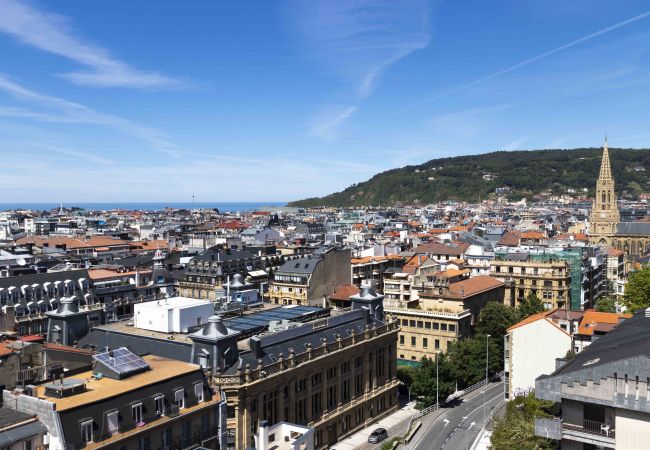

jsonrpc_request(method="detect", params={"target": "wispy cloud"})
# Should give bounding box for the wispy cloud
[429,105,513,138]
[308,106,358,140]
[0,0,182,89]
[25,142,115,166]
[393,10,650,115]
[502,137,528,151]
[288,0,433,138]
[0,74,183,156]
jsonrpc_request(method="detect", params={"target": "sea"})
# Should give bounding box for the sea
[0,202,288,213]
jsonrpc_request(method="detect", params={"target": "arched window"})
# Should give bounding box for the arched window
[607,191,611,203]
[602,192,606,203]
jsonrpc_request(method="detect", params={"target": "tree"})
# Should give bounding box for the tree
[622,266,650,312]
[491,393,556,450]
[475,302,518,345]
[517,294,545,320]
[446,336,501,388]
[410,355,455,406]
[595,297,617,313]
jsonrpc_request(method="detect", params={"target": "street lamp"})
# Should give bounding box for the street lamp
[436,351,439,407]
[484,334,490,425]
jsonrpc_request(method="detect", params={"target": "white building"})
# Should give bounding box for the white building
[505,310,572,399]
[254,420,314,450]
[134,297,214,333]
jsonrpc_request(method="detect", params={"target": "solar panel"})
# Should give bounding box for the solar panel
[93,347,150,376]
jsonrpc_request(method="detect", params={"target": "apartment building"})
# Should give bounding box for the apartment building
[535,308,650,449]
[179,247,264,301]
[350,254,404,289]
[0,270,96,336]
[490,258,570,309]
[606,248,626,298]
[389,274,503,362]
[267,247,351,306]
[198,287,399,449]
[4,348,224,450]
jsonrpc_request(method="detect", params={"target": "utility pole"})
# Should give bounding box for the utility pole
[436,351,439,406]
[484,334,491,425]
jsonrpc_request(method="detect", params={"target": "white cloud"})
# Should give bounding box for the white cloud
[0,0,181,89]
[25,142,115,166]
[308,106,358,140]
[502,137,528,151]
[288,0,432,138]
[288,0,432,97]
[0,74,183,157]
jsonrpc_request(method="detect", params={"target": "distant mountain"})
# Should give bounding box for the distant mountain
[289,148,650,207]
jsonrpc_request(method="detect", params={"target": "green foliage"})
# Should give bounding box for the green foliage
[410,355,455,405]
[622,265,650,312]
[446,336,502,388]
[490,393,556,450]
[595,297,617,313]
[476,302,518,344]
[288,147,650,207]
[381,437,401,450]
[517,294,545,321]
[564,349,576,361]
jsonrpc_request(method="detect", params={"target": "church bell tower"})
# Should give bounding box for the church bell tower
[590,137,620,236]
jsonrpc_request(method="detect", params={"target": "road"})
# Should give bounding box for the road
[410,382,504,450]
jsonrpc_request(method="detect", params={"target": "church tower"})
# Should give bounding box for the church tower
[590,138,620,237]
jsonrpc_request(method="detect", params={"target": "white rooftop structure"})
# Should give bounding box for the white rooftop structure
[134,296,214,333]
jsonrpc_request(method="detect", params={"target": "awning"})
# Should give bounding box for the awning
[248,270,268,278]
[0,420,47,446]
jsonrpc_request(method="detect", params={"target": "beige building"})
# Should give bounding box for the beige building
[490,259,570,309]
[267,247,351,306]
[387,274,503,363]
[199,288,399,449]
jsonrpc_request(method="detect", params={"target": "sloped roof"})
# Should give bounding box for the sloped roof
[577,309,631,336]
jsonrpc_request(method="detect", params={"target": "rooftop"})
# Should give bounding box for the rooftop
[34,355,202,411]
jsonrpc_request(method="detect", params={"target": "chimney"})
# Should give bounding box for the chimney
[257,420,269,450]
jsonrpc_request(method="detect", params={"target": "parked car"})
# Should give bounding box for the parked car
[368,428,388,444]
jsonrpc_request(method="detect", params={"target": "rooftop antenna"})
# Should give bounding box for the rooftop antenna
[192,194,195,210]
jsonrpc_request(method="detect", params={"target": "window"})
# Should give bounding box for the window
[441,323,447,331]
[425,321,431,329]
[409,320,416,327]
[155,395,165,416]
[81,420,93,444]
[162,427,172,449]
[182,421,191,447]
[107,411,119,434]
[132,403,143,424]
[399,335,404,345]
[341,361,350,374]
[411,336,416,347]
[432,322,439,330]
[355,373,363,396]
[355,356,363,368]
[417,321,423,328]
[449,324,456,332]
[423,338,428,348]
[138,436,150,450]
[327,367,337,380]
[295,378,306,393]
[195,382,204,403]
[175,389,185,409]
[312,373,322,386]
[435,339,440,350]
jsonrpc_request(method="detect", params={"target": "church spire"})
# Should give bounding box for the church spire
[598,136,613,181]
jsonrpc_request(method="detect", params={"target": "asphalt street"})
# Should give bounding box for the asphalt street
[410,382,504,450]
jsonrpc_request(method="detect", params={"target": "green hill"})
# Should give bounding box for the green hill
[289,148,650,207]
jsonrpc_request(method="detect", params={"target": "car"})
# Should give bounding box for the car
[368,427,388,444]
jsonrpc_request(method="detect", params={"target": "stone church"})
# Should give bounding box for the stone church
[589,139,650,260]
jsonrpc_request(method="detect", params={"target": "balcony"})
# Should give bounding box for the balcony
[536,417,615,447]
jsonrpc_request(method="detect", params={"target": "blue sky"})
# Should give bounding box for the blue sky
[2,0,650,202]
